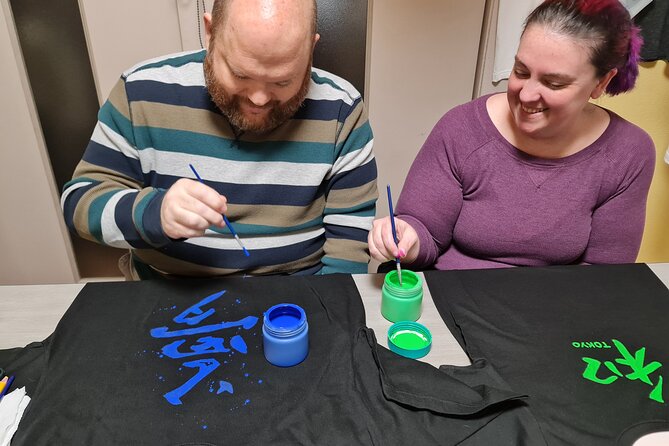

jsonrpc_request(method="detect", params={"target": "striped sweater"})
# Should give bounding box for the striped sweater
[61,50,378,277]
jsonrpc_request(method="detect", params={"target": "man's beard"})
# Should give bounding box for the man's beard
[204,51,312,134]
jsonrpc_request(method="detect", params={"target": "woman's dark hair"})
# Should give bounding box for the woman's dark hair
[524,0,643,95]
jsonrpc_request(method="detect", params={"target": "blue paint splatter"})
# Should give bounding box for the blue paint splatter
[202,425,208,430]
[217,381,234,395]
[230,335,248,354]
[258,379,263,384]
[244,399,251,405]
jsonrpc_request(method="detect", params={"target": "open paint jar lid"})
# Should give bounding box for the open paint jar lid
[387,321,432,359]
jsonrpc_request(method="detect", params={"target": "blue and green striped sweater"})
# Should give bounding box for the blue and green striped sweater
[61,49,377,277]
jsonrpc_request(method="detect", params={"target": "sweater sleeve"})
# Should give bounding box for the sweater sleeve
[60,77,171,250]
[581,128,656,264]
[319,99,378,274]
[395,115,465,269]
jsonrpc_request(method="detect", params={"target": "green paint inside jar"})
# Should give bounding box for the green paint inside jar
[386,269,419,289]
[390,329,430,349]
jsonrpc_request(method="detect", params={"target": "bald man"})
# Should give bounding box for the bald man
[62,0,378,279]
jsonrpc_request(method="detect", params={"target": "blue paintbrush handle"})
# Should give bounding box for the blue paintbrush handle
[188,164,250,257]
[386,185,403,285]
[387,184,399,247]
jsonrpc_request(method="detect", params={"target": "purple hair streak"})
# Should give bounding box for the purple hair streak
[606,24,643,95]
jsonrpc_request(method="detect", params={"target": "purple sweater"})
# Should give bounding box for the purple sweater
[396,95,655,270]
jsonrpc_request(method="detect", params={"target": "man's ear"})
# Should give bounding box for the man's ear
[203,12,214,50]
[312,32,320,49]
[591,68,617,99]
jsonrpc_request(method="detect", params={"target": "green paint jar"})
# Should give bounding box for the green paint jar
[381,269,423,322]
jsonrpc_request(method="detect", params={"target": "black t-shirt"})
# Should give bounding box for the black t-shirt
[426,264,669,445]
[1,274,541,445]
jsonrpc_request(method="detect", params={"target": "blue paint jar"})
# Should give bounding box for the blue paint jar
[262,303,309,367]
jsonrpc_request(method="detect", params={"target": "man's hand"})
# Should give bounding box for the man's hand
[160,178,227,239]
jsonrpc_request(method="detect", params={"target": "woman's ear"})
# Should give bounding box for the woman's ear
[591,68,618,99]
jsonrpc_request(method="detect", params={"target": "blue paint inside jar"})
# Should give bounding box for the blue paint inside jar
[266,305,305,333]
[263,303,309,367]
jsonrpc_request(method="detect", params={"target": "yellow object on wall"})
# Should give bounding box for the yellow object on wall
[593,61,669,262]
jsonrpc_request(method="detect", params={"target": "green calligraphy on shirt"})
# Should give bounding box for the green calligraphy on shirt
[580,339,664,404]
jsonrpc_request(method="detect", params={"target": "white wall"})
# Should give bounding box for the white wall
[0,1,78,285]
[475,0,508,97]
[79,0,184,103]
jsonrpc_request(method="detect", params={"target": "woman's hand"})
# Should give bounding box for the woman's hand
[368,216,420,264]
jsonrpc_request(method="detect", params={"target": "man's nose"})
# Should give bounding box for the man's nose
[247,87,271,108]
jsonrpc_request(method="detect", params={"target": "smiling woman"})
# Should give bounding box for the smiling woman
[492,0,643,158]
[490,23,619,158]
[368,0,656,272]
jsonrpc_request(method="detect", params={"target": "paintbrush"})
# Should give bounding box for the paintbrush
[386,184,402,286]
[189,163,250,257]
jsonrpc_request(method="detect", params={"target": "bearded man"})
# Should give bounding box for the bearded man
[62,0,377,279]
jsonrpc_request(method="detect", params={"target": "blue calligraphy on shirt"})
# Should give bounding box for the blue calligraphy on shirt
[149,290,258,405]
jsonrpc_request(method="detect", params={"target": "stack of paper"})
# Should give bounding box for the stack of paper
[0,388,31,446]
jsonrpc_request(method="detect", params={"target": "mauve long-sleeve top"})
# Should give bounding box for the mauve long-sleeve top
[395,95,655,270]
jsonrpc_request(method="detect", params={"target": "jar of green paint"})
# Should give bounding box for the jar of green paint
[381,269,423,322]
